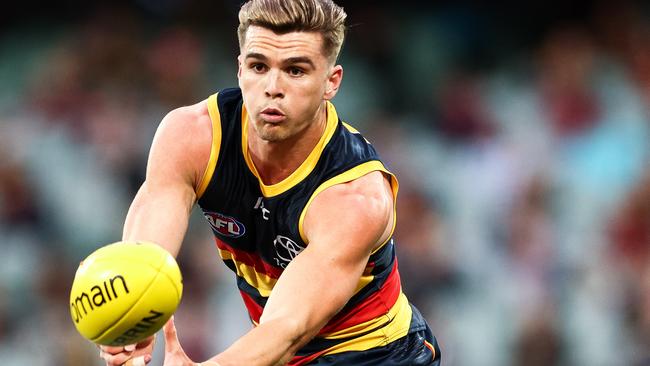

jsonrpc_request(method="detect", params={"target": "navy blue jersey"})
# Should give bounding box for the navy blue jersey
[195,88,430,364]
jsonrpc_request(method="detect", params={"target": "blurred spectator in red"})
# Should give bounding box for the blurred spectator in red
[610,171,650,278]
[591,0,650,107]
[433,73,496,143]
[536,26,600,138]
[0,159,40,226]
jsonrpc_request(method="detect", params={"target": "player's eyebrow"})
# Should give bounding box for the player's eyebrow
[283,56,315,69]
[245,52,268,61]
[245,52,315,69]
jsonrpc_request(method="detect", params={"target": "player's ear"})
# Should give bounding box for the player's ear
[324,65,343,101]
[237,55,243,79]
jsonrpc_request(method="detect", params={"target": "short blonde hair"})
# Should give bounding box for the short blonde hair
[237,0,347,63]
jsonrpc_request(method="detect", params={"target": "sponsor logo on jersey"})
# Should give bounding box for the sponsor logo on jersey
[273,235,305,268]
[204,211,246,238]
[254,197,270,220]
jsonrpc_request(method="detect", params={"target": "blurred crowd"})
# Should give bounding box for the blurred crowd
[1,1,649,365]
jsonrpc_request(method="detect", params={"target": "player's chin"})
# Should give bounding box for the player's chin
[258,126,289,142]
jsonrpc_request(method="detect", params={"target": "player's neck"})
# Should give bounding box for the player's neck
[248,106,327,186]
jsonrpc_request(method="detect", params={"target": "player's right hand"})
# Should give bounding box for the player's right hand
[99,335,156,366]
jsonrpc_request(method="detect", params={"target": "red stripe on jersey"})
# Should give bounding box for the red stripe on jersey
[318,259,401,335]
[215,238,283,278]
[240,290,264,324]
[288,350,329,366]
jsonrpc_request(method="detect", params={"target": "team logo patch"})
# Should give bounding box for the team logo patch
[204,211,246,238]
[273,235,305,268]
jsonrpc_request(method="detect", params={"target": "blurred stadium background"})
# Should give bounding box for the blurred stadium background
[1,0,650,365]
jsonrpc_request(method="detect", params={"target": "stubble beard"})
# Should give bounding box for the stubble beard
[255,122,292,143]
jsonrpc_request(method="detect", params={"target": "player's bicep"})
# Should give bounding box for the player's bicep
[304,171,394,260]
[123,104,211,256]
[145,105,211,190]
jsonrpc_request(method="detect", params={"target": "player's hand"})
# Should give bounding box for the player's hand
[163,316,200,366]
[99,335,155,366]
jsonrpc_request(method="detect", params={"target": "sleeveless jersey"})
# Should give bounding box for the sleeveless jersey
[196,88,415,364]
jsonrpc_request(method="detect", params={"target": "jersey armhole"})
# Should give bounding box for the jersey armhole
[298,160,399,254]
[195,93,222,199]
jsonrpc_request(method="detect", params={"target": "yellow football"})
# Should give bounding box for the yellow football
[69,241,183,346]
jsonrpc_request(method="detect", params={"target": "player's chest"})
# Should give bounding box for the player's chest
[201,192,308,269]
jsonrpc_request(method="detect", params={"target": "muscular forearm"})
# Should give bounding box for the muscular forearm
[207,318,310,366]
[123,182,194,256]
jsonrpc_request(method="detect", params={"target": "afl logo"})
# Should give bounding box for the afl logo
[273,235,305,268]
[204,212,246,238]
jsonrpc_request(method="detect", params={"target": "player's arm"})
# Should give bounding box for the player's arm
[207,170,394,366]
[123,101,211,254]
[100,101,212,366]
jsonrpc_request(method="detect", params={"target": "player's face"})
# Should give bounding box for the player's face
[238,25,342,142]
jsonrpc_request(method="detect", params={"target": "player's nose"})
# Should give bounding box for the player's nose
[264,69,284,99]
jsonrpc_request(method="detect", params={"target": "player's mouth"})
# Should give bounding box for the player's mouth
[260,107,286,123]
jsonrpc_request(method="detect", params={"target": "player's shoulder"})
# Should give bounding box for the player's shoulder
[148,98,214,187]
[303,170,393,249]
[330,171,391,200]
[310,171,393,220]
[162,98,211,130]
[150,98,213,161]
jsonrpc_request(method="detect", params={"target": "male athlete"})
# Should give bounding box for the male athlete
[99,0,441,365]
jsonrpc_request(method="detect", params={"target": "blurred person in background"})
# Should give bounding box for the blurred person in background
[98,0,441,365]
[610,171,650,364]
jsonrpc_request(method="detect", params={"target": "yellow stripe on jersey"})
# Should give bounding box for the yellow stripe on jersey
[196,93,223,199]
[342,122,374,144]
[217,248,277,297]
[424,339,437,359]
[354,265,375,295]
[379,171,399,254]
[240,102,339,198]
[342,121,360,134]
[320,292,412,353]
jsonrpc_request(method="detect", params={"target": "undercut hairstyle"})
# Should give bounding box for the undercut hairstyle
[238,0,347,63]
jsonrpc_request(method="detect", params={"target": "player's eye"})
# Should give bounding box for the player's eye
[251,63,267,73]
[288,67,305,77]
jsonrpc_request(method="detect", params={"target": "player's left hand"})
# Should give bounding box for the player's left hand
[162,316,199,366]
[98,336,155,366]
